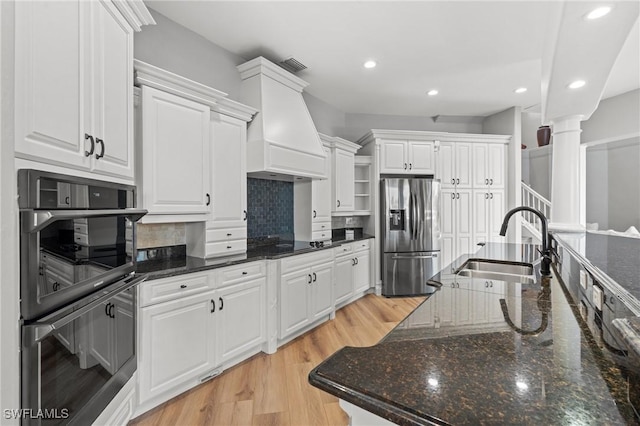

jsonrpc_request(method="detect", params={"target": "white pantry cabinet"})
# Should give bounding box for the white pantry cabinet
[138,86,211,220]
[380,140,435,174]
[279,250,334,340]
[14,0,152,180]
[334,240,373,306]
[441,188,473,271]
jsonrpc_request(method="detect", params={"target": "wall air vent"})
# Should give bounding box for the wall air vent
[278,57,307,74]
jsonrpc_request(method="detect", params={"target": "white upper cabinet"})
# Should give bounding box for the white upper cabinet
[210,113,248,228]
[313,147,332,223]
[140,86,211,218]
[14,0,153,180]
[439,142,472,188]
[333,148,355,212]
[380,140,435,174]
[472,143,506,189]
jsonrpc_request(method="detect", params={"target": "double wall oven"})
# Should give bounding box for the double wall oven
[18,170,147,425]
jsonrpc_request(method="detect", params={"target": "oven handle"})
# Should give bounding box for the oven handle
[22,208,148,233]
[23,274,147,346]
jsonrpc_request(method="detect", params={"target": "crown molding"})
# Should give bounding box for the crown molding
[112,0,156,31]
[237,57,309,93]
[134,60,257,122]
[358,129,511,146]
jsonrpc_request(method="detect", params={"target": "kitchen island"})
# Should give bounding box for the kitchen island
[309,242,637,425]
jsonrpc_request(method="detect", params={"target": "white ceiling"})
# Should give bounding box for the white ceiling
[146,1,640,118]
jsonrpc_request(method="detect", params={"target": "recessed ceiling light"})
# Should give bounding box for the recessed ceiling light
[586,6,612,20]
[363,60,377,69]
[514,87,527,94]
[568,80,586,89]
[427,89,439,96]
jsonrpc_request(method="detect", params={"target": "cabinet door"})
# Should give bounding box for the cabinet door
[454,278,473,326]
[454,143,473,188]
[408,141,435,173]
[473,190,490,241]
[89,1,134,179]
[139,292,216,404]
[437,142,455,188]
[210,113,247,228]
[311,262,334,320]
[217,278,265,365]
[472,144,489,188]
[488,189,506,240]
[380,140,408,173]
[114,295,134,372]
[353,251,371,294]
[14,0,90,169]
[334,149,355,211]
[280,270,312,337]
[141,86,211,215]
[441,189,456,236]
[456,190,473,238]
[486,280,506,323]
[313,147,332,222]
[334,256,355,305]
[88,301,116,374]
[487,144,506,188]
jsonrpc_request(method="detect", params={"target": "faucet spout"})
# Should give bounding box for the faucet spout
[499,206,551,276]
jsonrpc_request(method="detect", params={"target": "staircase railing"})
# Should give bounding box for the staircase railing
[521,181,551,242]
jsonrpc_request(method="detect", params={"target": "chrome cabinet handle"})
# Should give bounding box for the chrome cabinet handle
[95,138,105,160]
[84,134,95,156]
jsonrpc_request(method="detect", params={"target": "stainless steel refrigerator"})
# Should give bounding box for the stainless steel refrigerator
[381,178,440,296]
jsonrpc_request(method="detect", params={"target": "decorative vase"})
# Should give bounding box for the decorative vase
[537,125,551,147]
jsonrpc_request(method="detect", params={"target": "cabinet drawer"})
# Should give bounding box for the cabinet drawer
[74,233,89,246]
[312,230,331,241]
[333,244,353,258]
[312,222,331,232]
[280,249,334,274]
[73,223,88,234]
[353,239,371,252]
[218,261,265,287]
[139,273,213,307]
[205,239,247,257]
[42,253,75,279]
[206,227,247,242]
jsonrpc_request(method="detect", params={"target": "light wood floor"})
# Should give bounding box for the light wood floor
[129,294,425,426]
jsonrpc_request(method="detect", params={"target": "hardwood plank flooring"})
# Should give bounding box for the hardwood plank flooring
[129,294,424,426]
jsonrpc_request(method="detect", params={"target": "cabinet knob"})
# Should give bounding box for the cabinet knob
[95,138,105,160]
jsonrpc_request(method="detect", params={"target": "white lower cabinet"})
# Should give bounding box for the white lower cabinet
[334,240,372,306]
[137,262,266,412]
[279,250,334,340]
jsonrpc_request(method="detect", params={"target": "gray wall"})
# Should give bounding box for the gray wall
[521,112,542,149]
[135,9,244,98]
[585,146,608,228]
[582,89,640,143]
[303,92,346,138]
[604,138,640,230]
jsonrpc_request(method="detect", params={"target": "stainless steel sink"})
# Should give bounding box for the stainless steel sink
[454,259,535,284]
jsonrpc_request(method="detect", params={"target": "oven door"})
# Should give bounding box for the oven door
[21,274,146,426]
[20,209,147,321]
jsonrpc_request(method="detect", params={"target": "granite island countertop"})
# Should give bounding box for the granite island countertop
[309,242,638,425]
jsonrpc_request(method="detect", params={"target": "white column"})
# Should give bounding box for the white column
[549,115,584,231]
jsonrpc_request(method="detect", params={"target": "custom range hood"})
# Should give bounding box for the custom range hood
[237,57,326,181]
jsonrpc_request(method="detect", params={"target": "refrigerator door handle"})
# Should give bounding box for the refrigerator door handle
[391,254,438,260]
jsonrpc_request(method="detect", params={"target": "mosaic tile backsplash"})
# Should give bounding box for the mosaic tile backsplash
[247,178,294,238]
[137,223,186,249]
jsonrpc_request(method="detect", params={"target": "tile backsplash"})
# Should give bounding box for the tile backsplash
[137,223,186,249]
[247,178,293,238]
[332,216,364,229]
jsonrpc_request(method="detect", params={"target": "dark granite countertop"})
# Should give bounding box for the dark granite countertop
[137,234,374,280]
[309,242,638,425]
[554,232,640,314]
